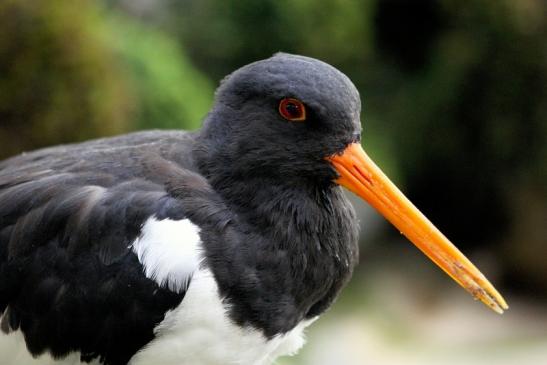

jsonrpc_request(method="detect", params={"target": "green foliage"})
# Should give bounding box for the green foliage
[387,0,547,181]
[0,0,132,158]
[106,15,213,130]
[0,0,213,159]
[171,0,375,83]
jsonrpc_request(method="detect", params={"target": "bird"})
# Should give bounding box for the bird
[0,53,507,365]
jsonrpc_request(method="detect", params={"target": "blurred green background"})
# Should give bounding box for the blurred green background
[1,0,546,363]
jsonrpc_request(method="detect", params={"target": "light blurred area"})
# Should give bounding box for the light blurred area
[281,278,547,365]
[1,0,546,363]
[276,200,547,364]
[278,215,547,364]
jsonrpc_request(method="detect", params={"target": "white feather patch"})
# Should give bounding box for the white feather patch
[132,217,201,293]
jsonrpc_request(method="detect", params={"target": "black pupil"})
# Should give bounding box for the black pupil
[285,102,300,117]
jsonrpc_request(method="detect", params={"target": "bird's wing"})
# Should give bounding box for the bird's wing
[0,130,209,364]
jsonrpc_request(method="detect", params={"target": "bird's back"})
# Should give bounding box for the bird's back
[0,130,200,364]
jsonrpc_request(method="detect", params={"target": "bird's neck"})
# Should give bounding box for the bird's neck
[215,176,342,243]
[206,171,359,333]
[193,130,343,242]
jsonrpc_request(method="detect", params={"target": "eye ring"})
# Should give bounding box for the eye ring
[279,98,306,122]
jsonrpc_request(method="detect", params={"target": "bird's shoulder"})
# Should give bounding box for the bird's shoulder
[0,129,196,183]
[0,130,203,262]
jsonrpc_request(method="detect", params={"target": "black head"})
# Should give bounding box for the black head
[195,53,362,188]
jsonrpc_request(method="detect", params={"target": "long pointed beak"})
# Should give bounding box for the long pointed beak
[327,143,508,313]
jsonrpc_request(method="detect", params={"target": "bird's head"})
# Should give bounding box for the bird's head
[198,53,361,186]
[196,53,508,313]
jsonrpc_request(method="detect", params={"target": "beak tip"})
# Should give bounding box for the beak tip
[478,287,509,314]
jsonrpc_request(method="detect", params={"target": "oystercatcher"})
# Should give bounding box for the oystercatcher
[0,53,507,365]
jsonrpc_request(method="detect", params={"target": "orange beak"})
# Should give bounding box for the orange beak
[327,143,508,313]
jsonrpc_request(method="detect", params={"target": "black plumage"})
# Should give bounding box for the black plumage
[0,133,196,364]
[0,53,362,364]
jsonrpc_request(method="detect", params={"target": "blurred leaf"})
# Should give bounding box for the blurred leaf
[0,0,214,160]
[0,0,132,158]
[105,14,214,130]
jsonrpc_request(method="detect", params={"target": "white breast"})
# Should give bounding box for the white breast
[130,218,314,365]
[129,268,313,365]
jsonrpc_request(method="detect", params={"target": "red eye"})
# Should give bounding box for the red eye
[279,98,306,122]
